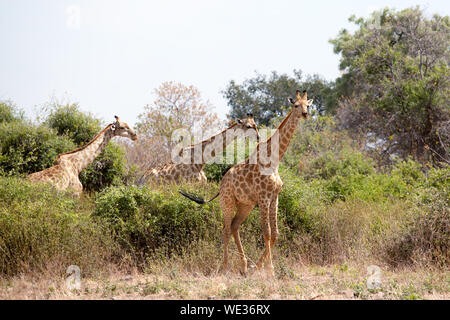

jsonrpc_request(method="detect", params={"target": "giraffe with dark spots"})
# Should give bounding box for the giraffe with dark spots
[180,90,313,277]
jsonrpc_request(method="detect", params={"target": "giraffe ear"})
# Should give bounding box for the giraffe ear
[288,97,295,104]
[307,99,314,105]
[236,119,244,124]
[111,124,116,131]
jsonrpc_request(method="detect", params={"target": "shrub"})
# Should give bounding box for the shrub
[204,163,233,182]
[386,165,449,268]
[44,103,101,145]
[93,184,224,260]
[0,122,75,176]
[0,101,23,124]
[0,177,116,276]
[80,143,128,192]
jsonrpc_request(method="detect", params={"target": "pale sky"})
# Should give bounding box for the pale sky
[0,0,448,127]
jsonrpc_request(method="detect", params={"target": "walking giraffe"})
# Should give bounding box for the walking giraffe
[27,116,137,195]
[180,90,313,277]
[143,114,259,183]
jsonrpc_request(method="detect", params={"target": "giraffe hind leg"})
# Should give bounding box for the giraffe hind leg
[255,200,275,277]
[220,194,235,274]
[269,196,279,249]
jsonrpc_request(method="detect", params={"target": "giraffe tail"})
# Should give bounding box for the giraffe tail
[179,190,220,205]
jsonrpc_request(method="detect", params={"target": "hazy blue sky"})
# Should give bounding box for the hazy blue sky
[1,0,448,126]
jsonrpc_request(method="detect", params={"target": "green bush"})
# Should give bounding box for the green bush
[0,177,116,276]
[0,121,75,176]
[0,101,23,124]
[204,163,233,182]
[80,143,128,192]
[44,103,101,145]
[93,184,224,258]
[386,183,449,268]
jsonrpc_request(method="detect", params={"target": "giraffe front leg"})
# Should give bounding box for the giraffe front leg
[269,196,279,249]
[220,195,235,274]
[256,200,274,277]
[69,177,83,197]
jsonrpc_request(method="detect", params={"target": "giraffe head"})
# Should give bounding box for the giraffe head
[235,113,260,141]
[111,116,138,141]
[288,90,313,119]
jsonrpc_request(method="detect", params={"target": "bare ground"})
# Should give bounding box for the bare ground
[1,262,448,300]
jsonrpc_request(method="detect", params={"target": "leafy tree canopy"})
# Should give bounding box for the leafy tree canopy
[44,102,102,146]
[330,7,449,164]
[223,70,337,127]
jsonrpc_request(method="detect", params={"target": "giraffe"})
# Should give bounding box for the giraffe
[27,116,137,195]
[143,114,260,183]
[180,90,313,277]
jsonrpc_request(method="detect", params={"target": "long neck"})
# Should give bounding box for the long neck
[252,110,301,167]
[58,125,114,174]
[183,123,240,164]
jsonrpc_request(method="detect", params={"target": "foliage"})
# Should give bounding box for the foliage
[0,101,23,124]
[223,70,337,126]
[386,165,449,268]
[331,7,450,164]
[93,184,224,258]
[0,177,116,276]
[0,121,75,176]
[80,143,128,192]
[203,162,233,182]
[44,102,101,145]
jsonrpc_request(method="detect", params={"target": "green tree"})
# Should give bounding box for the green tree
[330,7,450,164]
[222,70,337,126]
[44,102,102,145]
[0,122,75,176]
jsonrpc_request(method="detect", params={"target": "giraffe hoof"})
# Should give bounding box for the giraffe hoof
[220,266,230,275]
[248,265,257,275]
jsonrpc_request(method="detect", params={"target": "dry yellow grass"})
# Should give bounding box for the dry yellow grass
[1,260,448,300]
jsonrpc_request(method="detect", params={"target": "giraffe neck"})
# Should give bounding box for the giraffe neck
[253,110,301,167]
[182,123,239,164]
[58,125,114,174]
